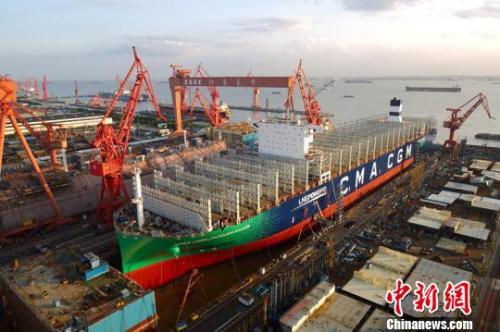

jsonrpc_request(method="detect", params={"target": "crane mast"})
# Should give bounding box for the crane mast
[285,59,323,125]
[42,75,48,101]
[89,47,166,225]
[74,80,80,105]
[443,93,493,148]
[0,77,64,219]
[247,70,260,110]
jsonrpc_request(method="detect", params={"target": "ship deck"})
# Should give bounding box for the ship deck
[0,249,151,331]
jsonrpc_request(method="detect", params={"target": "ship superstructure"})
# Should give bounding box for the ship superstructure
[115,99,436,288]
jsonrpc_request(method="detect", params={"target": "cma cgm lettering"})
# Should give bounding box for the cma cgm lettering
[336,143,413,195]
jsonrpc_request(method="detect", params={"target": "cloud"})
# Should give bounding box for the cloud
[109,35,203,58]
[341,0,420,12]
[455,2,500,19]
[235,17,309,33]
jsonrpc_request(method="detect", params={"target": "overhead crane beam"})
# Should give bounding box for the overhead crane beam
[169,66,293,133]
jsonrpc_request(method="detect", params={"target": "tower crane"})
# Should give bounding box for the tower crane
[0,77,64,219]
[285,59,323,125]
[443,93,493,148]
[13,105,68,169]
[190,64,229,127]
[89,47,166,225]
[42,75,48,101]
[195,64,220,109]
[189,88,230,126]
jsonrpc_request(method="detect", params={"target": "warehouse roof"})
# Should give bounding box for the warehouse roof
[471,196,500,212]
[400,259,473,318]
[435,237,467,254]
[407,206,451,230]
[469,159,492,170]
[424,194,456,206]
[279,281,336,332]
[491,162,500,172]
[359,309,395,332]
[343,247,418,306]
[444,217,490,241]
[482,170,500,182]
[444,181,478,194]
[300,293,371,332]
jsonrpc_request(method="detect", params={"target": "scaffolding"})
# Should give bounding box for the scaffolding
[194,159,279,203]
[175,166,261,212]
[136,114,436,232]
[312,114,435,176]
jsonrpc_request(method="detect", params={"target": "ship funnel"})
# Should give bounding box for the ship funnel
[132,167,145,230]
[388,98,403,123]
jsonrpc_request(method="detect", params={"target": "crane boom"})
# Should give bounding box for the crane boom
[188,64,230,127]
[189,88,230,126]
[90,47,166,225]
[443,93,493,148]
[285,59,323,125]
[0,77,64,219]
[13,105,68,168]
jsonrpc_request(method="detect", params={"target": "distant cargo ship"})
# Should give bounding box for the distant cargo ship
[406,85,461,92]
[116,98,435,289]
[475,133,500,141]
[345,79,372,84]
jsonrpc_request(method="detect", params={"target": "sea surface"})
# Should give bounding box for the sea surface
[46,78,500,146]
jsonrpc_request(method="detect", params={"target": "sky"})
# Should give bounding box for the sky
[2,0,500,79]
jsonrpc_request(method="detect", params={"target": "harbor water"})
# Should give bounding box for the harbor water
[47,78,500,147]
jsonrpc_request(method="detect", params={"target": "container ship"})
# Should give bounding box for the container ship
[115,98,436,289]
[406,85,461,92]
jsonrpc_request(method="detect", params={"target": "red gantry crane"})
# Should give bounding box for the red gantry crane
[89,47,166,225]
[13,105,68,168]
[169,60,325,133]
[169,68,294,133]
[443,93,494,148]
[285,59,323,125]
[188,64,231,127]
[0,77,64,219]
[188,64,230,127]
